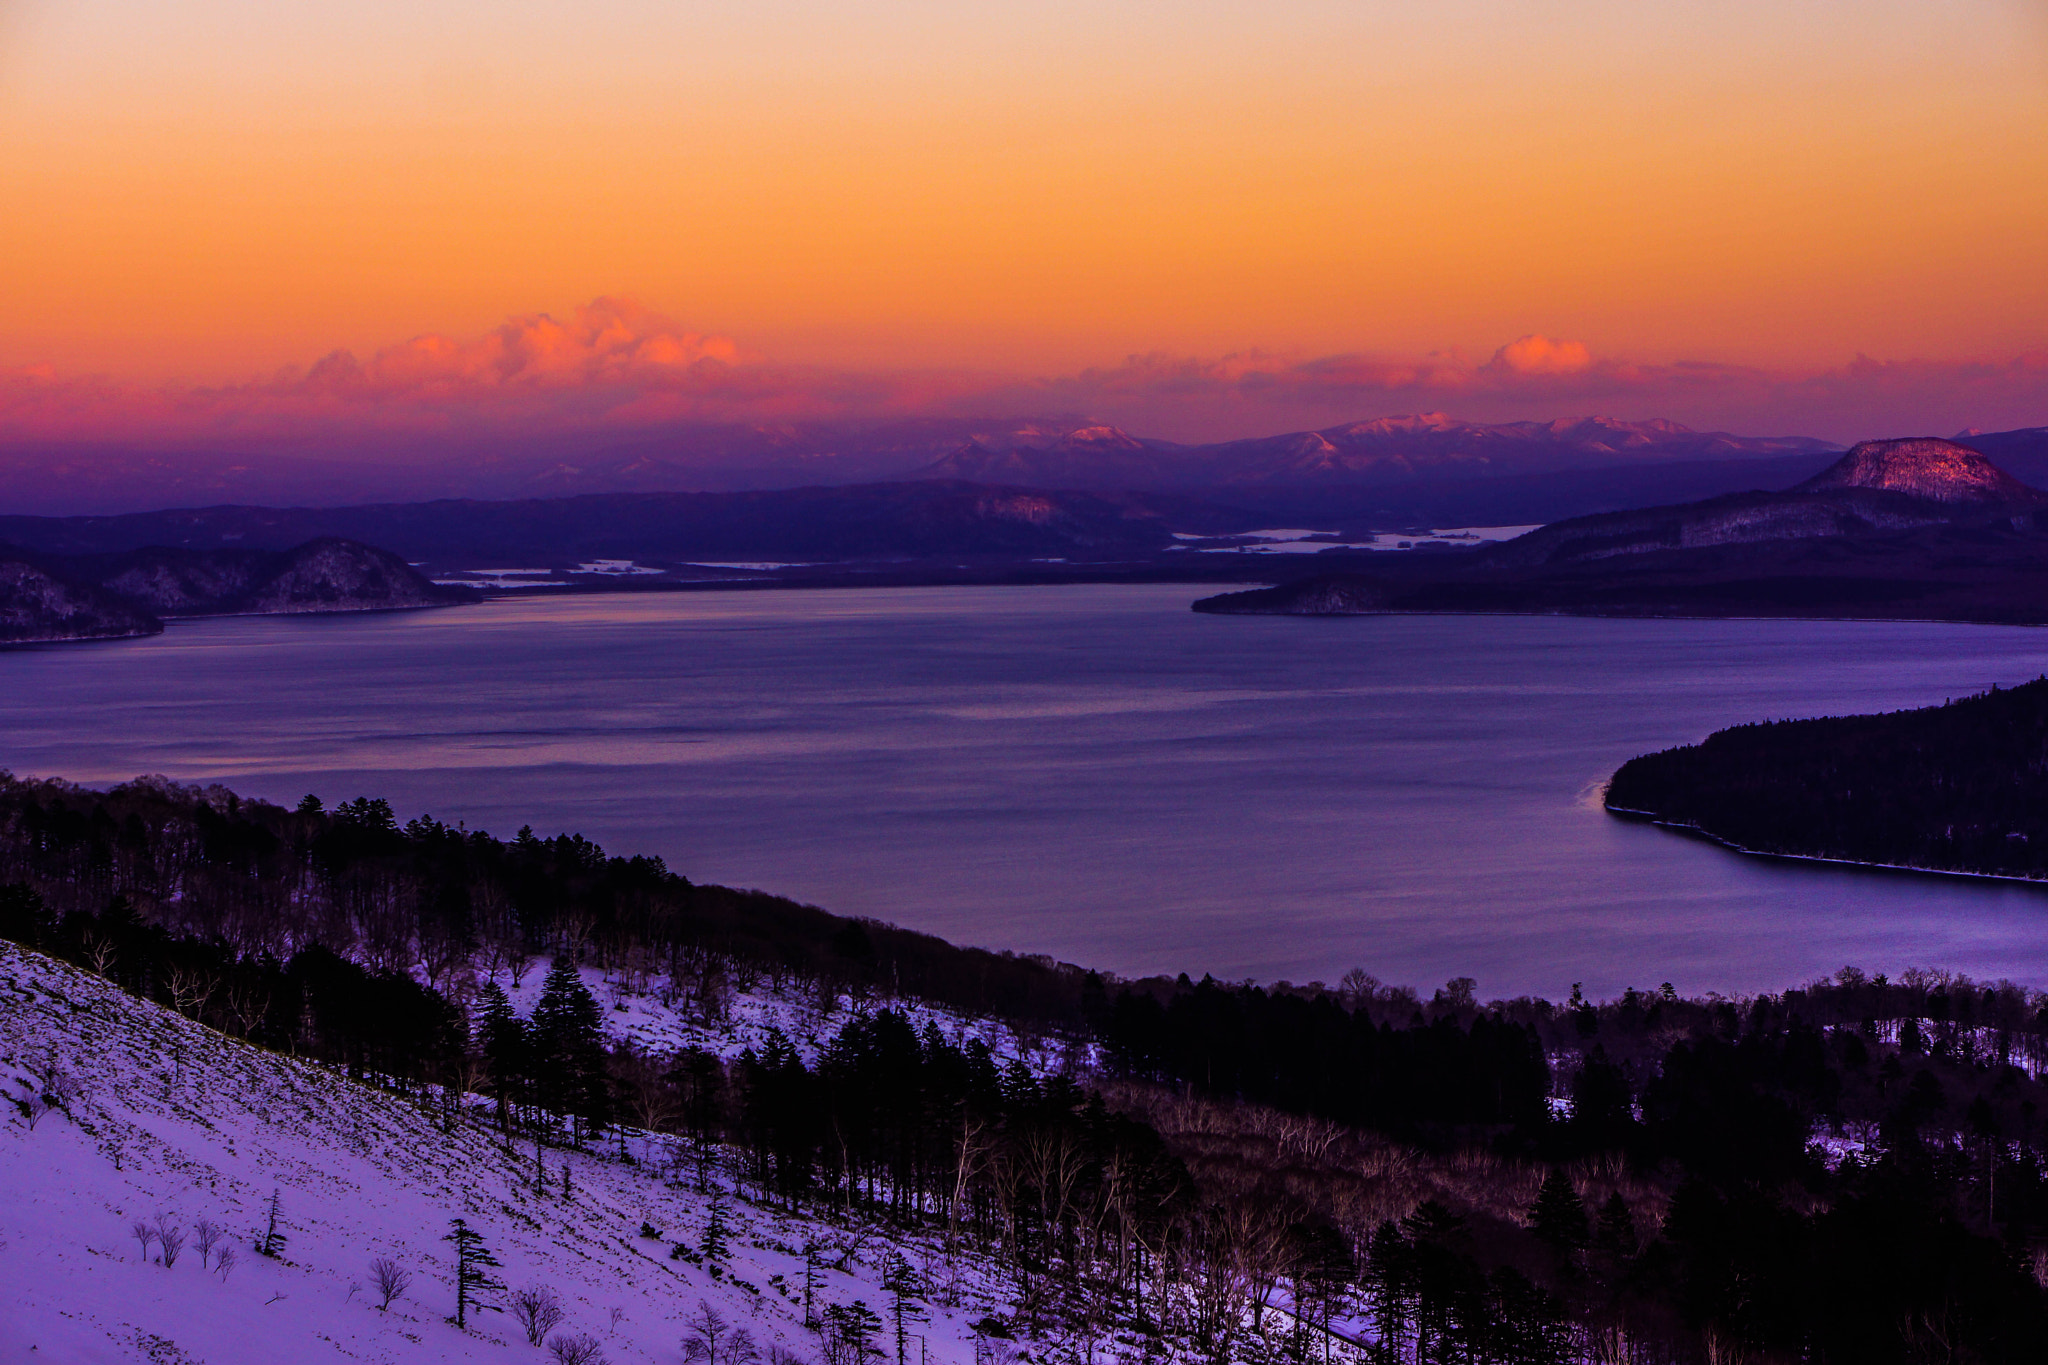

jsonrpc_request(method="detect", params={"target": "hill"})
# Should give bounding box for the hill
[0,539,476,645]
[0,557,161,644]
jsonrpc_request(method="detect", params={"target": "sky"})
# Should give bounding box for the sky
[3,0,2046,448]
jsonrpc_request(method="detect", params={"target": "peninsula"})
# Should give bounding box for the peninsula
[1606,676,2048,880]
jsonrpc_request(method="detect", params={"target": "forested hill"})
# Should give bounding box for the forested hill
[0,772,1091,1025]
[1606,677,2048,878]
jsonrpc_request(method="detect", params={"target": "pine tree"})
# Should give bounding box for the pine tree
[532,959,611,1142]
[882,1252,926,1365]
[1530,1171,1589,1257]
[476,980,526,1130]
[803,1239,822,1327]
[822,1301,884,1365]
[1594,1193,1637,1259]
[257,1188,287,1258]
[444,1218,503,1328]
[700,1192,731,1265]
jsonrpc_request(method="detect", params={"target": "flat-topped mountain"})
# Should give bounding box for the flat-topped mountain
[1797,437,2043,504]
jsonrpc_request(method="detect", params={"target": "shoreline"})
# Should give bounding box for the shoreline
[1605,803,2048,890]
[489,576,2048,630]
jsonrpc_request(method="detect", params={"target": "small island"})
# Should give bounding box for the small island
[1607,677,2048,880]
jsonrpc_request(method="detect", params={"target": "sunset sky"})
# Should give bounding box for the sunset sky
[3,0,2046,444]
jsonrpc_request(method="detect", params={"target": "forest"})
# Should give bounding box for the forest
[1605,676,2048,877]
[5,769,2048,1362]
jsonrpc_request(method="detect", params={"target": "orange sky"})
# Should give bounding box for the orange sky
[2,0,2046,427]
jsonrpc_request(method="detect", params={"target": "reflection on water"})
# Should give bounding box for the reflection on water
[6,585,2048,999]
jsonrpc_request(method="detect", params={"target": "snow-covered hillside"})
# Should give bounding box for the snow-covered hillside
[0,943,1021,1364]
[498,956,1088,1076]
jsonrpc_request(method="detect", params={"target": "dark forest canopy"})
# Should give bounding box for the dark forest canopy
[8,770,2048,1360]
[1606,675,2048,879]
[0,770,1097,1025]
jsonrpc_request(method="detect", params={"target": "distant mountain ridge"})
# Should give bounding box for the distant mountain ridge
[0,482,1258,566]
[917,413,1839,489]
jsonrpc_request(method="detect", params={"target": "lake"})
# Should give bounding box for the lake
[6,585,2048,1000]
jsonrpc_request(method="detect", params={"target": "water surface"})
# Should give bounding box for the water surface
[6,585,2048,998]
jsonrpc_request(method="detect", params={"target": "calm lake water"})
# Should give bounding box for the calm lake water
[6,585,2048,999]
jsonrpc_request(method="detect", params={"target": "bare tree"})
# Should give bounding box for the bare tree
[213,1245,238,1280]
[155,1216,187,1269]
[192,1218,221,1265]
[21,1056,79,1130]
[548,1333,608,1365]
[165,964,219,1019]
[510,1284,568,1345]
[682,1300,758,1365]
[81,931,118,978]
[371,1256,413,1310]
[131,1219,158,1264]
[614,1046,682,1136]
[221,979,271,1038]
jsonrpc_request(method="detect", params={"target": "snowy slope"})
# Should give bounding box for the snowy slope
[499,956,1091,1075]
[0,943,1020,1365]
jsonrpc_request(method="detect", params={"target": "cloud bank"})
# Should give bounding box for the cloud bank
[3,304,2045,456]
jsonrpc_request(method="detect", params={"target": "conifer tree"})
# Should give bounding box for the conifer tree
[532,958,611,1141]
[822,1301,884,1365]
[476,979,526,1130]
[1530,1171,1589,1257]
[444,1218,503,1328]
[882,1253,926,1365]
[700,1192,731,1265]
[258,1188,287,1258]
[1594,1193,1637,1259]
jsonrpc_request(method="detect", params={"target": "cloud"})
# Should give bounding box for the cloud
[1,302,2044,455]
[291,299,740,402]
[1488,334,1594,376]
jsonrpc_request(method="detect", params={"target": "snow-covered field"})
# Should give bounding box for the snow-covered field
[0,944,1026,1364]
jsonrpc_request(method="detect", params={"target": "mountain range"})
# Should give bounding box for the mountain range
[918,414,1840,489]
[7,415,2047,534]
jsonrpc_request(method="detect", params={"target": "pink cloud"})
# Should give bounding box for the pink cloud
[1488,334,1594,376]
